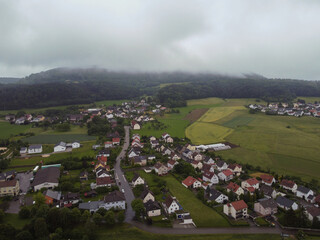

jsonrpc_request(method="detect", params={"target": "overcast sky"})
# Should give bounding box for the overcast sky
[1,0,320,79]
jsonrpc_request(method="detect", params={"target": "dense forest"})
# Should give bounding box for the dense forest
[0,68,319,110]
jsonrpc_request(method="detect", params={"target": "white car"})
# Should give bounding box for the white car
[121,189,125,193]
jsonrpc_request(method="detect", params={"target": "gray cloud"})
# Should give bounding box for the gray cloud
[0,0,320,79]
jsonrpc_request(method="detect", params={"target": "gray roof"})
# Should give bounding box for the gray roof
[144,200,161,212]
[55,142,66,147]
[297,185,311,194]
[31,167,60,187]
[79,201,104,211]
[29,144,42,150]
[260,184,275,197]
[216,160,226,168]
[208,188,223,201]
[104,191,125,203]
[44,189,61,200]
[258,198,277,209]
[276,196,295,208]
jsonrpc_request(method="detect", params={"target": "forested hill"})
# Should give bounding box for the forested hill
[0,67,319,110]
[157,78,320,107]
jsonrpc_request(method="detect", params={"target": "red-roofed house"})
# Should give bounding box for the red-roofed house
[97,156,107,163]
[182,176,201,189]
[191,160,203,170]
[95,177,115,188]
[218,169,234,181]
[112,138,120,145]
[226,182,244,196]
[227,164,242,176]
[167,159,178,169]
[280,179,297,193]
[315,195,320,205]
[241,178,259,190]
[202,171,219,185]
[223,200,248,219]
[260,174,275,186]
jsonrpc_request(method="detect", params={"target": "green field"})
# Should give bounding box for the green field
[97,226,282,240]
[183,97,320,182]
[0,122,32,139]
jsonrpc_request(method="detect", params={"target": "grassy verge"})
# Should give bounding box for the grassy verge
[3,213,31,229]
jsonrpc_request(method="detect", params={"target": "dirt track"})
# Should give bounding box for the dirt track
[184,108,209,123]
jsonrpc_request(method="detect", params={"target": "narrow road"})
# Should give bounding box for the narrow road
[114,126,135,222]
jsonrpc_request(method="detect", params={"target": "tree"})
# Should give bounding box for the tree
[117,211,125,224]
[131,199,145,219]
[71,208,81,225]
[0,209,4,222]
[104,211,115,226]
[81,210,91,223]
[92,212,103,225]
[196,188,205,202]
[19,207,31,219]
[34,192,46,207]
[34,217,49,239]
[97,207,107,216]
[15,231,33,240]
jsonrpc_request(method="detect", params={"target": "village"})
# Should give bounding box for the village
[249,100,320,117]
[0,98,320,238]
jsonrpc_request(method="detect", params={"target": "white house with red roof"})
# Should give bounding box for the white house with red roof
[161,133,170,140]
[202,171,219,184]
[260,174,276,186]
[104,141,113,148]
[182,176,202,189]
[191,160,203,170]
[218,169,234,181]
[280,179,297,193]
[223,200,248,219]
[112,138,120,145]
[241,178,260,190]
[226,182,244,196]
[227,164,242,176]
[167,159,178,169]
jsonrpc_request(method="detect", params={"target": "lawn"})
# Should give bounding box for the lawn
[4,213,31,229]
[97,225,281,240]
[9,141,96,168]
[163,174,230,228]
[0,122,32,139]
[255,217,270,227]
[23,134,96,144]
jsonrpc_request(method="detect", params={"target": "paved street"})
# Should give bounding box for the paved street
[114,126,135,222]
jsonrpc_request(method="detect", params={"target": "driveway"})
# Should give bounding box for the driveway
[5,172,33,214]
[114,126,135,222]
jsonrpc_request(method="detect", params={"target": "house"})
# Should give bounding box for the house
[260,184,277,199]
[154,162,168,176]
[241,178,260,190]
[20,147,27,154]
[44,189,61,205]
[223,200,248,219]
[31,167,60,191]
[203,156,215,165]
[131,121,140,130]
[191,160,203,170]
[144,200,161,217]
[218,169,234,181]
[228,164,242,176]
[163,195,180,214]
[167,159,178,169]
[61,192,80,207]
[15,117,25,125]
[112,138,120,145]
[140,189,155,203]
[260,174,276,186]
[79,191,126,213]
[202,164,215,173]
[131,174,145,187]
[97,149,110,158]
[95,177,115,188]
[71,142,80,149]
[315,195,320,205]
[254,198,278,216]
[162,148,172,156]
[0,170,16,182]
[147,155,156,161]
[202,171,219,184]
[192,152,203,161]
[28,144,43,154]
[54,142,66,152]
[216,160,228,171]
[182,149,193,159]
[150,136,156,141]
[0,179,20,196]
[79,171,88,181]
[104,141,113,148]
[161,133,170,140]
[207,188,228,204]
[182,176,202,189]
[305,206,320,222]
[276,196,299,211]
[84,190,98,198]
[296,185,314,200]
[226,182,244,196]
[280,179,297,193]
[96,169,110,178]
[170,152,180,161]
[150,140,159,149]
[165,136,174,143]
[128,148,141,158]
[131,156,147,166]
